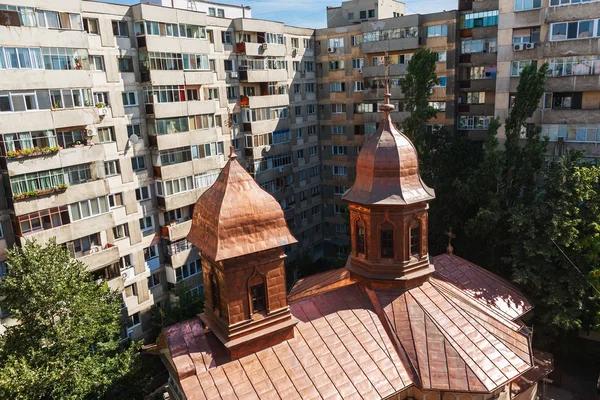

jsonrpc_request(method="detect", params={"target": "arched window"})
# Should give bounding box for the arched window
[210,272,220,315]
[250,283,266,314]
[410,224,421,257]
[380,227,394,258]
[357,224,365,254]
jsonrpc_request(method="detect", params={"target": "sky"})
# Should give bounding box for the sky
[99,0,454,28]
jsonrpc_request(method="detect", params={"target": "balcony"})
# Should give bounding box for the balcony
[236,42,286,57]
[545,75,600,93]
[161,219,192,242]
[541,108,600,125]
[157,188,208,211]
[459,79,496,91]
[241,94,290,109]
[13,179,110,216]
[362,64,408,78]
[361,36,419,54]
[147,100,216,119]
[239,68,288,83]
[79,244,120,272]
[243,118,290,135]
[6,144,105,176]
[150,127,220,151]
[2,69,93,91]
[141,70,215,86]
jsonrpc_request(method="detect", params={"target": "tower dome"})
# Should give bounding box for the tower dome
[342,92,434,205]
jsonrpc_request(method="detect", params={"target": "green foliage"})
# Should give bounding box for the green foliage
[0,239,139,399]
[400,48,440,151]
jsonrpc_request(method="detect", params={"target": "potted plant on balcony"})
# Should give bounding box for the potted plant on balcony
[95,102,107,108]
[74,57,82,70]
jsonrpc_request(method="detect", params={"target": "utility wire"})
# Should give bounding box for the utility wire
[551,238,600,296]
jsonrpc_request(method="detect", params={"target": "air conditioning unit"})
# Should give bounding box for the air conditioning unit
[327,47,334,53]
[86,128,96,136]
[358,68,363,73]
[525,42,535,50]
[229,71,238,79]
[278,166,285,172]
[97,107,109,116]
[262,43,268,50]
[513,44,524,52]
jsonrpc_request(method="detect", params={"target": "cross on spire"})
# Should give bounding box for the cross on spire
[445,227,456,255]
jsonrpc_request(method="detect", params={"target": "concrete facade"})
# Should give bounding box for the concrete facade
[315,8,458,258]
[0,0,317,340]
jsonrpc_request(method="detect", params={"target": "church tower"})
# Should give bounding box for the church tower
[342,86,436,290]
[187,150,297,360]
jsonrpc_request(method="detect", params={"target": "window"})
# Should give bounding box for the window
[221,31,232,44]
[308,125,316,135]
[16,206,70,236]
[304,61,314,72]
[301,210,307,220]
[97,127,115,143]
[205,88,219,100]
[429,101,446,111]
[332,126,346,135]
[69,197,109,221]
[460,38,497,54]
[351,35,362,46]
[551,0,600,4]
[329,82,345,92]
[548,56,600,77]
[354,81,364,92]
[335,224,347,233]
[208,7,216,16]
[148,272,161,288]
[357,225,365,254]
[510,60,536,77]
[328,60,344,70]
[175,260,201,282]
[112,20,129,37]
[352,58,364,69]
[113,223,129,239]
[2,47,44,70]
[460,10,498,29]
[250,284,266,313]
[65,164,91,185]
[514,0,542,11]
[121,91,138,107]
[410,225,421,257]
[460,92,486,104]
[427,25,448,37]
[348,12,354,20]
[305,83,315,93]
[309,146,318,156]
[155,176,195,196]
[380,229,394,258]
[436,51,447,62]
[83,17,99,34]
[513,27,541,44]
[217,9,225,17]
[550,20,599,41]
[128,312,140,329]
[436,77,447,87]
[108,193,123,208]
[312,205,321,215]
[136,185,151,201]
[139,215,154,232]
[144,245,158,261]
[304,38,312,49]
[226,86,236,100]
[368,9,375,17]
[333,165,347,175]
[297,149,304,160]
[331,104,346,114]
[117,56,133,73]
[362,27,418,43]
[104,160,120,177]
[334,186,348,195]
[89,55,104,71]
[291,38,299,48]
[458,116,493,130]
[360,10,367,19]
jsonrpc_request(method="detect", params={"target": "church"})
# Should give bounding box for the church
[149,88,553,400]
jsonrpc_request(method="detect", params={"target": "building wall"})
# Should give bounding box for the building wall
[0,0,317,340]
[495,0,600,156]
[327,0,407,29]
[316,10,458,258]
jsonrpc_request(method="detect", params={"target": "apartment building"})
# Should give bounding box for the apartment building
[0,0,317,340]
[496,0,600,156]
[316,0,458,258]
[457,0,499,140]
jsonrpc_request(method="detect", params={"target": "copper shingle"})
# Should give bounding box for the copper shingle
[165,255,549,399]
[342,91,434,206]
[187,152,297,261]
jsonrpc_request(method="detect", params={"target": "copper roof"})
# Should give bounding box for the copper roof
[164,254,549,399]
[187,152,297,262]
[343,91,434,206]
[434,253,533,321]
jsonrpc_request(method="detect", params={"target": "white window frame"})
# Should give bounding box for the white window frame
[139,215,155,232]
[135,185,152,201]
[122,91,138,107]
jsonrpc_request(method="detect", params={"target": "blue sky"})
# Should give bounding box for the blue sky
[100,0,454,28]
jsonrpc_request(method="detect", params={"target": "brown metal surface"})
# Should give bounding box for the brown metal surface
[342,90,435,206]
[187,152,297,262]
[165,253,547,399]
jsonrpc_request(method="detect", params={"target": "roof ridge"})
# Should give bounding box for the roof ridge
[405,291,431,388]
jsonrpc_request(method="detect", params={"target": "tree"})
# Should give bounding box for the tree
[400,48,439,152]
[149,290,205,338]
[507,151,600,344]
[0,239,139,399]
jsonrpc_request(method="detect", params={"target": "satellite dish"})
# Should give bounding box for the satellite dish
[128,134,139,144]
